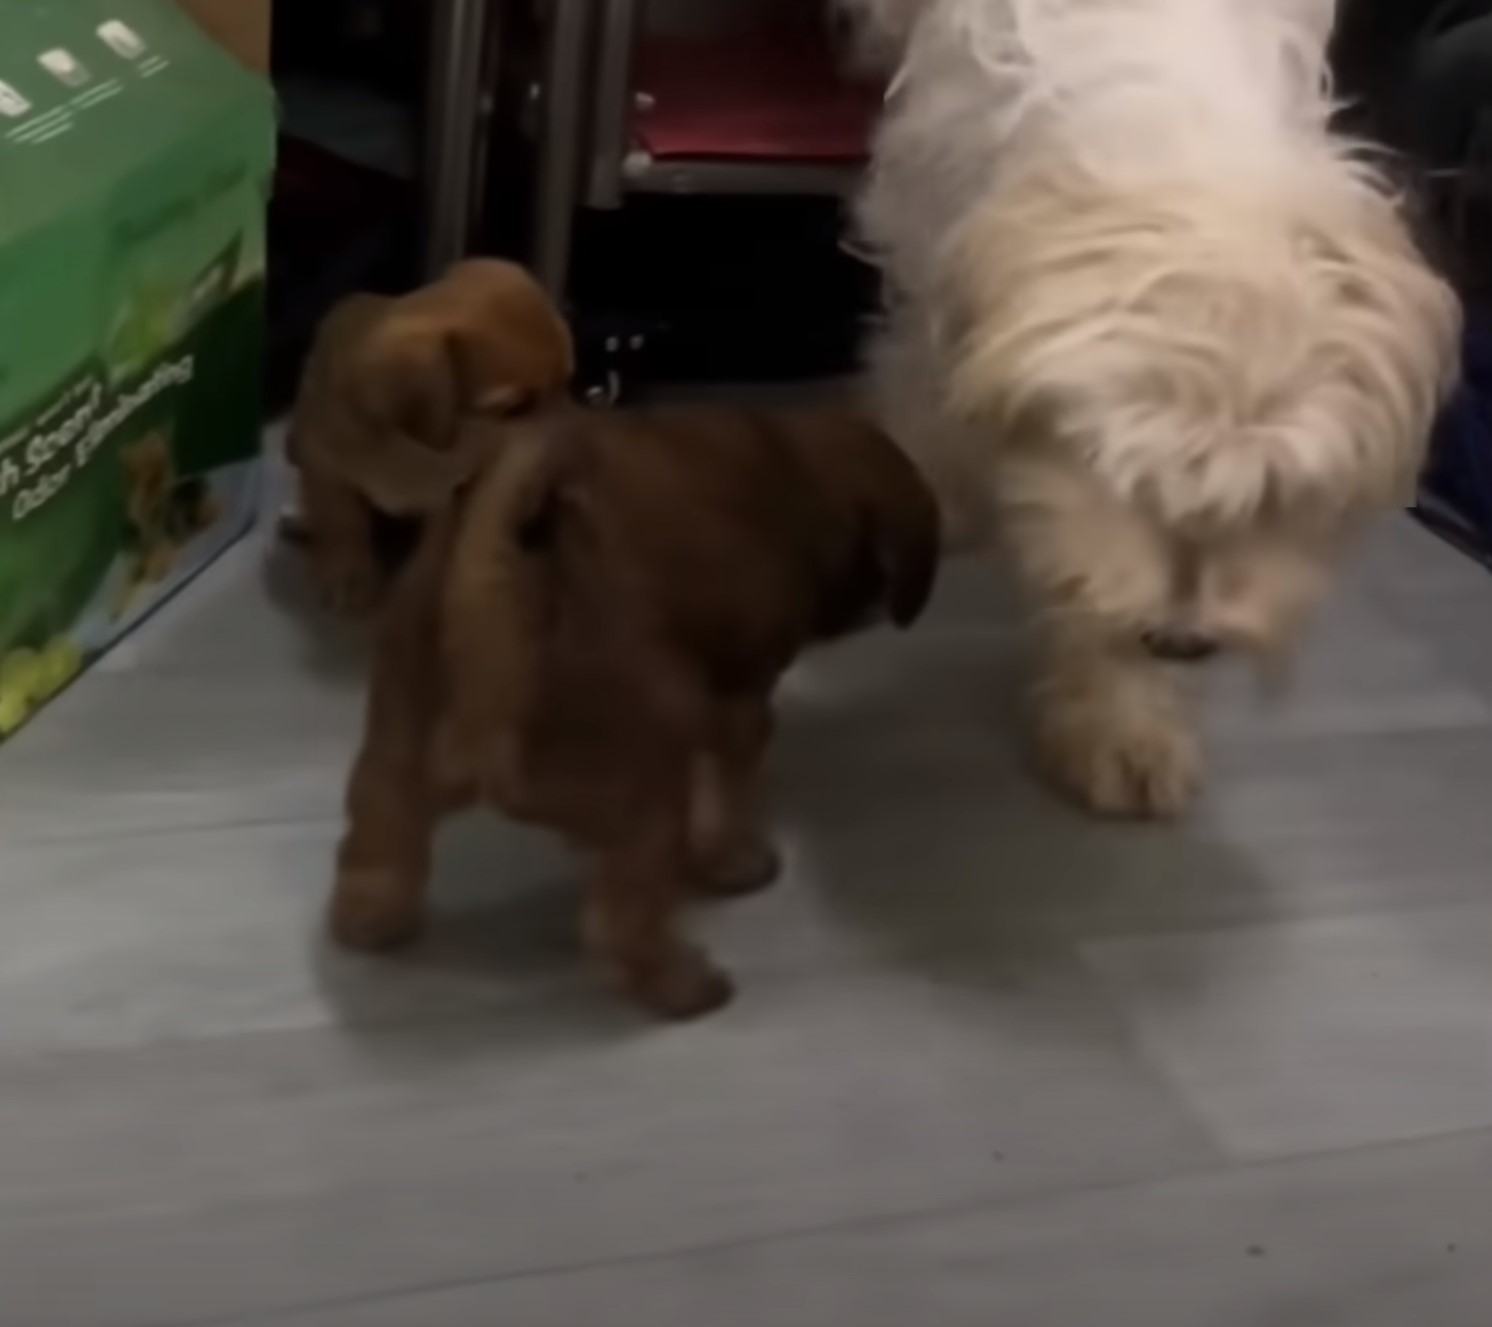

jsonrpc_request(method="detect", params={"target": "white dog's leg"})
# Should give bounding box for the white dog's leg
[997,455,1203,817]
[1031,525,1339,818]
[1032,632,1202,819]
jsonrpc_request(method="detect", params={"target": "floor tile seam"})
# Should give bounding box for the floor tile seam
[177,1125,1492,1327]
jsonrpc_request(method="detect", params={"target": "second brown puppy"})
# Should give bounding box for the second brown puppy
[331,402,941,1018]
[287,258,573,614]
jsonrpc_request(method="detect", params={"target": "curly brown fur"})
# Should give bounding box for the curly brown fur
[329,402,941,1019]
[285,259,573,614]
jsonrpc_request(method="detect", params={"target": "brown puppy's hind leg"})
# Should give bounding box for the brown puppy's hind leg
[689,697,781,898]
[584,790,734,1020]
[299,464,383,617]
[332,747,438,952]
[330,528,447,949]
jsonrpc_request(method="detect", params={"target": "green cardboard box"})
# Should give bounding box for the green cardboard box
[0,0,274,740]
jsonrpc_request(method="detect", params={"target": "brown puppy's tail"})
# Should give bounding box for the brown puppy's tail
[435,418,568,801]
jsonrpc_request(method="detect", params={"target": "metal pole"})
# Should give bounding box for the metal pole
[584,0,639,209]
[423,0,491,278]
[532,0,595,295]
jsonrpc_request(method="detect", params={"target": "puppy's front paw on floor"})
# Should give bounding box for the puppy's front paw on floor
[626,949,736,1021]
[1035,710,1201,819]
[698,839,783,898]
[315,558,383,618]
[329,872,425,951]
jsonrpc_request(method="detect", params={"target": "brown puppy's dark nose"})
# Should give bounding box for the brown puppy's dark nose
[1141,628,1220,663]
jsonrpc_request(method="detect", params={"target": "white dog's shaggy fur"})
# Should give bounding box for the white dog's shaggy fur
[844,0,1463,816]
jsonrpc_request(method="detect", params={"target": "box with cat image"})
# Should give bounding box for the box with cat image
[0,0,274,741]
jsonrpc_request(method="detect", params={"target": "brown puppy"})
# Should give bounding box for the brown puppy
[286,258,574,613]
[330,402,941,1018]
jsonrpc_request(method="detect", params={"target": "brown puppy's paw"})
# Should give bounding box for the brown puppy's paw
[626,948,736,1021]
[112,572,145,622]
[194,491,222,532]
[314,556,384,618]
[142,543,179,586]
[699,839,783,898]
[328,871,425,951]
[277,506,312,545]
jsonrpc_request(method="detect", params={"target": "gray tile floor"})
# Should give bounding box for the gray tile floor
[1,451,1490,1325]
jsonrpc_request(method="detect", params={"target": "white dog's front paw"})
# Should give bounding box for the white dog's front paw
[1034,704,1201,819]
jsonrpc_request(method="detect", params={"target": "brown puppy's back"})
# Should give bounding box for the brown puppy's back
[437,403,940,828]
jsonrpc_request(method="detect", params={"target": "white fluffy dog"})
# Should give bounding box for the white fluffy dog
[844,0,1463,816]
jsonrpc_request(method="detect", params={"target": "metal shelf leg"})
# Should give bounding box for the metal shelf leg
[423,0,492,277]
[532,0,594,295]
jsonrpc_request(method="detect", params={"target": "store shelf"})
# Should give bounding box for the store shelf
[619,152,861,197]
[624,22,879,198]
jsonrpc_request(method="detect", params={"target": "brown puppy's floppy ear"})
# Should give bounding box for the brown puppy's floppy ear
[353,319,460,441]
[343,323,497,515]
[328,266,574,516]
[449,293,576,418]
[851,423,943,628]
[349,426,500,516]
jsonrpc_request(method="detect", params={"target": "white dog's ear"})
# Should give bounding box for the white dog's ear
[832,0,928,69]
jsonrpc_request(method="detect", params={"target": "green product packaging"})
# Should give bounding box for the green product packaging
[0,0,275,740]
